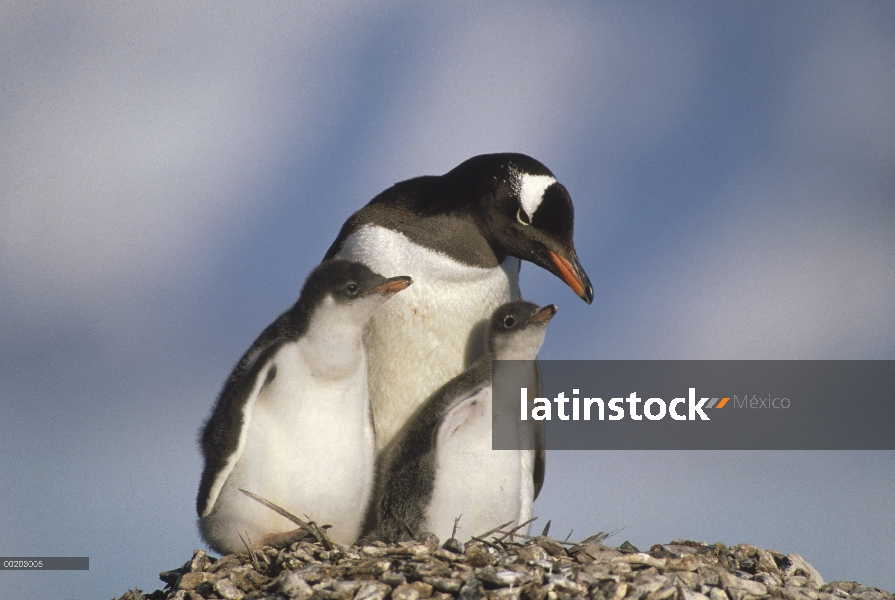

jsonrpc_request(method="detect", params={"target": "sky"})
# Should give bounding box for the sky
[1,2,893,598]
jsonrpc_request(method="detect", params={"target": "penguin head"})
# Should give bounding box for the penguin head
[299,259,412,328]
[486,301,557,360]
[447,153,593,304]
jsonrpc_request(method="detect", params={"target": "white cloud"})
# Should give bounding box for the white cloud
[658,9,895,360]
[785,9,895,166]
[667,171,894,359]
[351,4,699,185]
[0,2,358,316]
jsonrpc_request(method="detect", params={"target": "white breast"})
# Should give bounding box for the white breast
[199,341,375,553]
[336,224,520,451]
[424,386,532,541]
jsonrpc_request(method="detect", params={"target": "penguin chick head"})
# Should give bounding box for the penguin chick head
[486,301,557,360]
[299,259,412,330]
[449,153,593,304]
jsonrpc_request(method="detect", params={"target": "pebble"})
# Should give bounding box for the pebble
[617,553,668,569]
[721,570,768,600]
[176,572,211,591]
[534,536,566,558]
[112,538,893,600]
[518,544,550,563]
[380,570,408,586]
[424,575,464,593]
[273,570,313,599]
[676,571,702,589]
[392,583,422,600]
[465,543,499,568]
[477,568,526,587]
[212,578,244,600]
[619,541,641,554]
[355,582,392,600]
[609,581,631,600]
[458,573,484,600]
[678,581,711,600]
[788,554,826,588]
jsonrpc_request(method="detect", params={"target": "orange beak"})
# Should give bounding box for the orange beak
[526,304,558,324]
[549,251,593,304]
[367,276,413,295]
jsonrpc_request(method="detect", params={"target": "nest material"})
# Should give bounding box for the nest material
[115,529,892,600]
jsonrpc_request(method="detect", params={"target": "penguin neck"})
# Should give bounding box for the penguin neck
[490,329,547,361]
[493,347,538,361]
[300,297,369,380]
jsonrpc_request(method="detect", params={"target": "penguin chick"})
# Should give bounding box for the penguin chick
[375,301,555,543]
[197,260,411,554]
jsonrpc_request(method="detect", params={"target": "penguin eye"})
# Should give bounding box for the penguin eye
[516,207,532,226]
[345,282,359,295]
[503,315,516,329]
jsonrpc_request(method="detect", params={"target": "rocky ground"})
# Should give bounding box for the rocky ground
[114,528,892,600]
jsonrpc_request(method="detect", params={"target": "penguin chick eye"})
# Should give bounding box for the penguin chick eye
[503,315,516,329]
[344,282,359,295]
[516,207,532,226]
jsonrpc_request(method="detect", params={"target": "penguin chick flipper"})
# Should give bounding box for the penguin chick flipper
[438,389,490,443]
[196,348,279,518]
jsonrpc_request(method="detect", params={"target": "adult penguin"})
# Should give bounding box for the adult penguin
[325,153,592,499]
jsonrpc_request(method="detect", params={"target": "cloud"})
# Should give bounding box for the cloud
[667,171,894,359]
[0,3,359,319]
[350,4,699,187]
[654,7,895,360]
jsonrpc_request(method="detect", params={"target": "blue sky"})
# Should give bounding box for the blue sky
[1,2,893,598]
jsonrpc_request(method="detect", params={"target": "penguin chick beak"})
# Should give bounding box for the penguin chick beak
[366,275,413,296]
[526,304,558,325]
[549,251,594,304]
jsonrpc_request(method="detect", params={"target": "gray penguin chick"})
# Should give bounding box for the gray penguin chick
[197,260,411,554]
[375,301,555,543]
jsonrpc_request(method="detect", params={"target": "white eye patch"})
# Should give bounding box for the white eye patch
[517,174,556,222]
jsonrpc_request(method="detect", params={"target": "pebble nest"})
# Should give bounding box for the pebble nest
[115,534,892,600]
